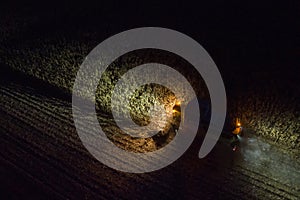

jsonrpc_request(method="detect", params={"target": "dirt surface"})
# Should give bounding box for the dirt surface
[0,79,299,199]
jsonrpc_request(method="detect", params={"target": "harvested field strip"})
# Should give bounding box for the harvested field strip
[1,83,299,199]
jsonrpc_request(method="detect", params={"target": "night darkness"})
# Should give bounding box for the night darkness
[0,1,299,199]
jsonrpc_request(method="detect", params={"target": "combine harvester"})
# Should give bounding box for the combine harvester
[172,99,243,152]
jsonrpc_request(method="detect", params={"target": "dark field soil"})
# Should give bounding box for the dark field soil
[0,81,299,199]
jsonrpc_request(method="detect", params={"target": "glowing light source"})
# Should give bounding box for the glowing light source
[232,118,243,135]
[235,118,241,127]
[175,101,181,106]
